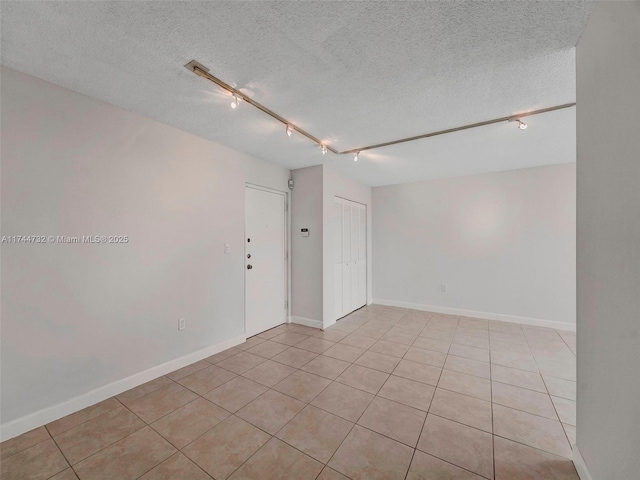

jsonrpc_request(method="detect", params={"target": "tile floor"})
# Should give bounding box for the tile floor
[1,305,578,480]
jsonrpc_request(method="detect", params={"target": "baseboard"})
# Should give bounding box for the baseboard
[372,298,576,332]
[290,315,323,329]
[572,445,594,480]
[0,334,246,442]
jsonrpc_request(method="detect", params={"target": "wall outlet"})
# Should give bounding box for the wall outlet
[178,318,186,331]
[441,284,447,293]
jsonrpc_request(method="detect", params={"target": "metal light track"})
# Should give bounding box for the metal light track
[185,60,576,157]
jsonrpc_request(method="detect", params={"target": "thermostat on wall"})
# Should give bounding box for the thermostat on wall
[301,228,309,237]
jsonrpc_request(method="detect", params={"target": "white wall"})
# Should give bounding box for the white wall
[372,164,576,327]
[323,166,372,328]
[576,2,640,479]
[0,67,290,436]
[291,165,324,325]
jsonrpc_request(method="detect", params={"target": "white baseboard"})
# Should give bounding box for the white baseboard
[290,315,323,329]
[372,298,576,332]
[0,334,246,442]
[573,445,594,480]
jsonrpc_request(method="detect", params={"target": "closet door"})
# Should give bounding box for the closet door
[350,202,360,312]
[357,203,367,307]
[342,200,352,317]
[333,199,344,319]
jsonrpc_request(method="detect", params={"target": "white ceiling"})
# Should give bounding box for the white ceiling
[1,1,593,186]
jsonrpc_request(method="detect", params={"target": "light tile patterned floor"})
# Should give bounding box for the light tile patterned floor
[1,305,578,480]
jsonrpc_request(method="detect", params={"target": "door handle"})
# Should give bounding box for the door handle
[247,265,253,270]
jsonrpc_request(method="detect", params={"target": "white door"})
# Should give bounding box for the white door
[245,186,287,337]
[333,197,367,320]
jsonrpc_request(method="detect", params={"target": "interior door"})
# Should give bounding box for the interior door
[245,186,287,337]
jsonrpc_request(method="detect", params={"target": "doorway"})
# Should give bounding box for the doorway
[245,185,288,337]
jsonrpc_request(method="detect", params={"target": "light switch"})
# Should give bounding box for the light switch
[301,228,309,237]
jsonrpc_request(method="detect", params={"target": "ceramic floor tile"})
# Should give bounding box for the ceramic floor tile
[336,364,390,394]
[404,346,447,367]
[116,376,174,405]
[229,437,323,480]
[178,365,237,395]
[354,350,401,373]
[551,396,576,426]
[139,452,211,480]
[236,389,305,434]
[182,416,270,480]
[494,436,579,480]
[492,364,547,393]
[271,347,318,368]
[296,337,336,354]
[393,359,442,386]
[323,343,366,362]
[444,355,491,379]
[46,398,121,437]
[54,406,145,464]
[357,396,426,447]
[0,426,50,461]
[257,326,287,339]
[377,374,435,411]
[407,450,485,480]
[417,414,493,479]
[380,331,416,345]
[328,425,413,480]
[205,347,241,364]
[563,423,576,446]
[49,468,79,480]
[166,360,211,381]
[339,334,377,349]
[317,467,350,480]
[449,344,490,363]
[276,405,353,463]
[73,427,176,480]
[236,336,267,351]
[151,397,230,449]
[246,340,291,359]
[127,383,199,424]
[241,359,296,387]
[273,370,332,402]
[491,351,539,373]
[438,369,491,401]
[492,382,557,419]
[453,333,490,350]
[413,336,451,354]
[310,382,374,422]
[301,355,351,380]
[369,339,410,358]
[313,330,349,342]
[543,375,576,401]
[493,404,572,458]
[0,438,68,480]
[535,359,576,382]
[204,376,268,413]
[217,352,267,374]
[270,331,309,346]
[429,388,493,433]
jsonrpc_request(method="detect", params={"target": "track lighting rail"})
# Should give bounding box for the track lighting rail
[185,60,575,159]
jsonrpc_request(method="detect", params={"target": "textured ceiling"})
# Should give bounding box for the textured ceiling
[1,1,593,186]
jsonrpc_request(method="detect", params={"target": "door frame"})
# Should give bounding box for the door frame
[244,183,290,336]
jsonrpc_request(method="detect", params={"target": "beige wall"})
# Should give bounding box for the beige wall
[0,67,290,433]
[576,1,640,478]
[372,164,577,327]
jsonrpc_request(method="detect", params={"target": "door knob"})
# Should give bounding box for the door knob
[247,265,253,270]
[247,254,251,259]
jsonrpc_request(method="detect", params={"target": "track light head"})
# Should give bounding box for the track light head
[321,144,328,155]
[354,152,359,162]
[286,125,293,137]
[230,94,241,109]
[518,120,527,130]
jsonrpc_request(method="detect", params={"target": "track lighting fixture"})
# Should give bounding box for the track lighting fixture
[186,60,573,159]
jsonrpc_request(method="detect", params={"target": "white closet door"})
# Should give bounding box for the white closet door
[358,203,367,307]
[334,196,367,321]
[333,200,344,319]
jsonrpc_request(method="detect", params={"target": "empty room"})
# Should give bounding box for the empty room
[1,1,638,480]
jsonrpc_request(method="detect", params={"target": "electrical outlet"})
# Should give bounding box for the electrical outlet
[441,284,447,293]
[178,318,186,331]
